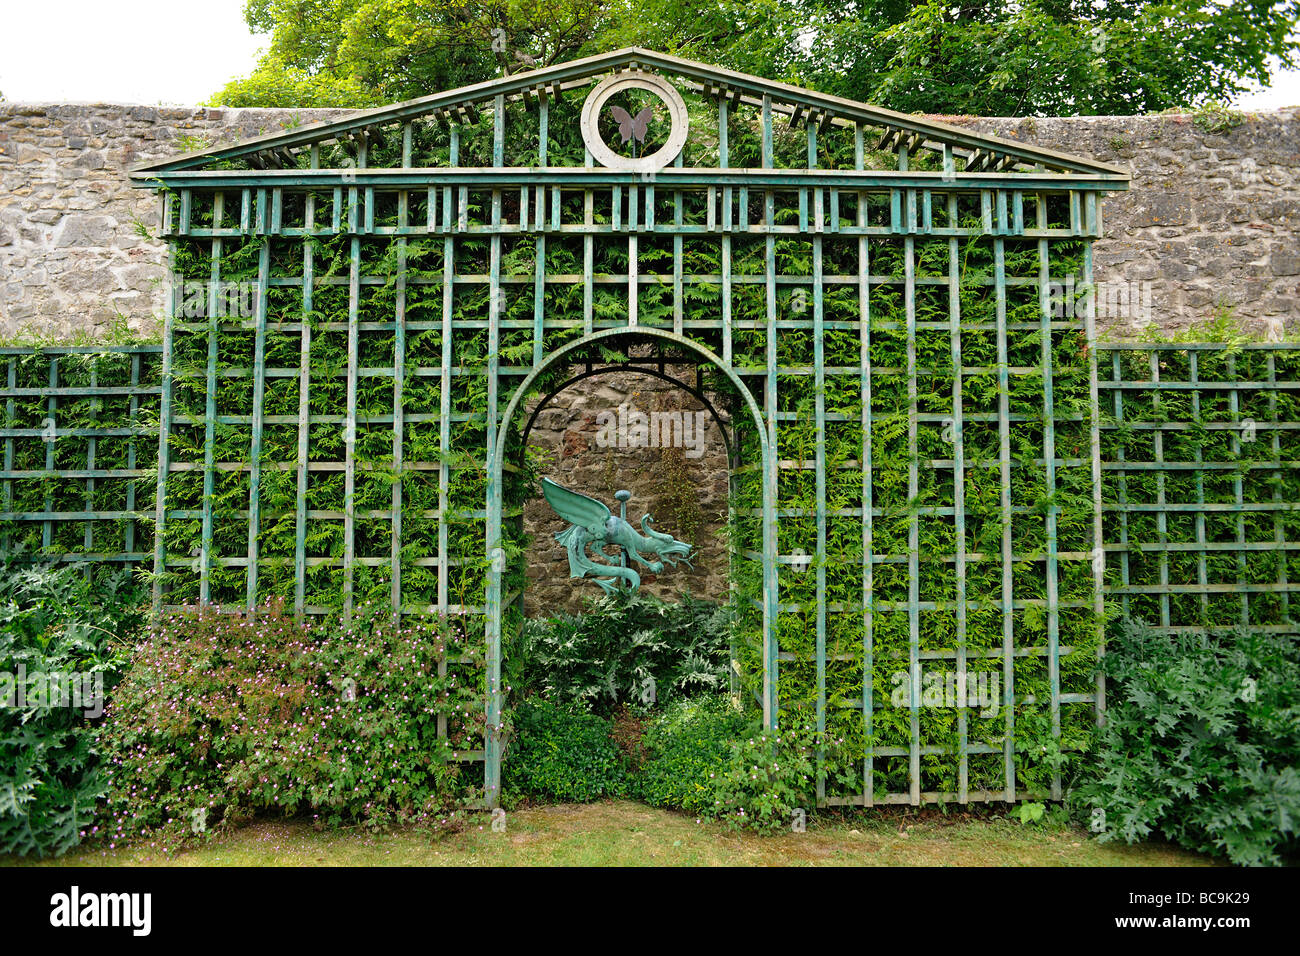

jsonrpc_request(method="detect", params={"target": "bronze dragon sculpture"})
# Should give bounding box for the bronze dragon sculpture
[540,477,693,595]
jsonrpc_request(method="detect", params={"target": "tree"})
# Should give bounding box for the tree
[803,0,1300,115]
[211,0,1300,116]
[213,0,610,107]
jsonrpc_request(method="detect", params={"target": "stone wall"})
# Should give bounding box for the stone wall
[1,102,1296,613]
[949,111,1300,335]
[0,104,347,338]
[521,369,730,615]
[1,103,1296,338]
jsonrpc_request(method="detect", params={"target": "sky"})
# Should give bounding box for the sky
[0,0,269,105]
[0,0,1297,109]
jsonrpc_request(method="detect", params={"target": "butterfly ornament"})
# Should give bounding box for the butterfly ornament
[609,104,653,157]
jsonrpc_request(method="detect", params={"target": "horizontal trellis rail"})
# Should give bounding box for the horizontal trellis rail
[153,181,1105,241]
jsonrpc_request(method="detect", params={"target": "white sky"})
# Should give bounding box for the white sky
[0,0,269,105]
[0,0,1297,109]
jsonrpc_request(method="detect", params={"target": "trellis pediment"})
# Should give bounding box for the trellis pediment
[132,47,1128,186]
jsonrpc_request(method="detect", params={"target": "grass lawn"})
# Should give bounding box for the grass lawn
[12,801,1214,867]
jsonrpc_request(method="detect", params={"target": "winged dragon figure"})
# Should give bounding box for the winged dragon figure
[541,477,693,595]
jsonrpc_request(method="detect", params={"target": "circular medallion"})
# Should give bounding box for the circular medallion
[579,71,689,173]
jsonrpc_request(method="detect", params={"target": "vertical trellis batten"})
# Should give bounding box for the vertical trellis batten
[583,150,594,336]
[199,226,222,604]
[151,254,178,613]
[342,236,361,621]
[438,130,457,614]
[83,365,97,561]
[1268,354,1290,619]
[3,359,14,553]
[813,215,828,805]
[1037,214,1062,800]
[125,352,140,560]
[673,153,684,335]
[341,135,370,615]
[719,97,731,362]
[294,230,313,618]
[1082,238,1106,717]
[803,86,827,798]
[245,233,271,608]
[483,93,507,806]
[534,100,549,362]
[43,358,57,551]
[532,180,547,360]
[1228,353,1249,626]
[392,189,408,615]
[857,122,875,807]
[1111,351,1131,621]
[762,93,779,728]
[1150,352,1171,628]
[627,229,639,325]
[948,193,968,803]
[994,235,1015,801]
[1191,351,1209,620]
[904,234,920,806]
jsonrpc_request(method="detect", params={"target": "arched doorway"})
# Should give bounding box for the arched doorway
[483,327,777,806]
[519,365,733,615]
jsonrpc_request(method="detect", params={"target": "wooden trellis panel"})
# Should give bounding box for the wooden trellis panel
[123,48,1135,809]
[1099,343,1300,634]
[0,346,161,572]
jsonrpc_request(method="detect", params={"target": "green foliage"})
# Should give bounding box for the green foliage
[502,698,629,802]
[1078,618,1300,866]
[214,0,1298,116]
[213,0,608,107]
[506,690,818,834]
[1189,103,1248,135]
[634,695,822,834]
[707,715,819,833]
[508,594,731,716]
[96,600,481,853]
[0,558,146,857]
[1018,801,1046,825]
[807,0,1299,116]
[634,695,753,814]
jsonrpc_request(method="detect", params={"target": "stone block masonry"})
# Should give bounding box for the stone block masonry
[521,368,731,615]
[1,103,1296,338]
[0,104,348,338]
[1,101,1296,612]
[949,111,1300,335]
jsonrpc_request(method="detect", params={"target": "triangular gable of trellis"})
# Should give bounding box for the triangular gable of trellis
[132,47,1128,181]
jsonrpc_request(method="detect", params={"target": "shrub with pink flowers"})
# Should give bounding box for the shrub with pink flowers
[94,600,484,852]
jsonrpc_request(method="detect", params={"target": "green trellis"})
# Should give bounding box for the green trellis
[4,48,1178,809]
[0,345,161,569]
[1099,343,1300,633]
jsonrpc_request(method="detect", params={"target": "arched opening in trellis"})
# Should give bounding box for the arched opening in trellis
[489,327,774,790]
[512,342,740,611]
[127,47,1132,808]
